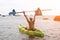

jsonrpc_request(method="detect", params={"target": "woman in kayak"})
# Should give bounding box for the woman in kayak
[23,11,36,30]
[9,9,16,16]
[35,8,42,16]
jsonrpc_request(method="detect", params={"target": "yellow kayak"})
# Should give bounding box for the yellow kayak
[19,25,44,38]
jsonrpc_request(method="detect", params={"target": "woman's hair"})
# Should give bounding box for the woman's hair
[29,17,33,21]
[12,9,15,12]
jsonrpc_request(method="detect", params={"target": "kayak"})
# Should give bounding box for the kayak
[18,25,44,38]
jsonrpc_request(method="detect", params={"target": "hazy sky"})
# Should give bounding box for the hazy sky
[0,0,60,15]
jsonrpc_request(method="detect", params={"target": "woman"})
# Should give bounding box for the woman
[23,11,36,30]
[9,9,16,16]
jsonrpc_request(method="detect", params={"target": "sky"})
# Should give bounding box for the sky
[0,0,60,15]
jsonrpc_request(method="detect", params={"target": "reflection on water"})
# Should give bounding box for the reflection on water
[21,35,41,40]
[28,35,34,40]
[20,32,35,40]
[22,36,34,40]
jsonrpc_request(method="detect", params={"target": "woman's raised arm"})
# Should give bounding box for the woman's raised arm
[23,11,29,23]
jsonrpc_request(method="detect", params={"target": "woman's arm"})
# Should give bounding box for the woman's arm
[23,11,29,23]
[33,15,35,22]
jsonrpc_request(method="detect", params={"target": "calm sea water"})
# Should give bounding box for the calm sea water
[0,15,60,40]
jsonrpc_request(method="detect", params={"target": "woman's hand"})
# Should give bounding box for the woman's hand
[23,11,25,14]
